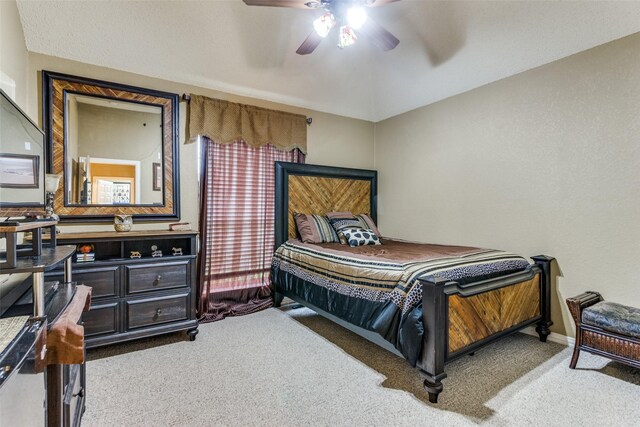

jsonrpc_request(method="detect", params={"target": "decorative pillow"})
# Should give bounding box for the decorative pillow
[354,213,381,237]
[341,227,381,247]
[329,217,362,232]
[326,211,353,219]
[294,213,339,243]
[338,233,347,245]
[329,216,362,245]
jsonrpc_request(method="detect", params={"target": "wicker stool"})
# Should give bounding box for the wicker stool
[566,292,640,369]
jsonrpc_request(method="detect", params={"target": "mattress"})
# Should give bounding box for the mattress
[271,238,531,365]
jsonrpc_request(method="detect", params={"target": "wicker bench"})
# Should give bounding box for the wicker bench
[566,292,640,369]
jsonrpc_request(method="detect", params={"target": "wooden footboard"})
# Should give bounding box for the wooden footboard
[448,274,540,354]
[419,255,554,403]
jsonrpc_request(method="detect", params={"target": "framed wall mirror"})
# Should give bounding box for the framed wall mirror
[42,71,180,221]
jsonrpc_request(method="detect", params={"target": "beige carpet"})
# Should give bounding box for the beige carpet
[85,306,639,426]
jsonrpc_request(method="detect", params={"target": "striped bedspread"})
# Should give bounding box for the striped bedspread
[272,238,530,314]
[271,238,531,364]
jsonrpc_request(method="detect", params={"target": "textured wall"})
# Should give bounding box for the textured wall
[25,54,375,233]
[0,1,43,208]
[374,32,640,336]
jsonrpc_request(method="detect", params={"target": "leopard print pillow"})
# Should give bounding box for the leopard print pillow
[341,227,381,247]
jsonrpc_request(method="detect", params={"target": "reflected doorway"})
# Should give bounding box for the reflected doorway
[77,157,141,205]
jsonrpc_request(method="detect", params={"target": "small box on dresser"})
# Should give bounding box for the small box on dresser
[45,230,199,348]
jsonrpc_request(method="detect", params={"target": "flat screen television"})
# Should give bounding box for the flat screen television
[0,89,46,218]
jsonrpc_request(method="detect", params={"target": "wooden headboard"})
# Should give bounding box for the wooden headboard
[274,162,377,249]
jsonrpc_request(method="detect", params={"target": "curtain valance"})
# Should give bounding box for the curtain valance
[187,95,307,154]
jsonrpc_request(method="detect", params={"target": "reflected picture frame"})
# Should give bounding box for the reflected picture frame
[152,162,161,191]
[113,181,132,204]
[0,154,39,188]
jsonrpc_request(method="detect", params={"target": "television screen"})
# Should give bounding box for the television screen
[0,89,45,216]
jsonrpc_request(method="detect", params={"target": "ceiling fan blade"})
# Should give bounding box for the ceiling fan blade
[242,0,309,8]
[359,18,399,51]
[365,0,401,7]
[296,30,325,55]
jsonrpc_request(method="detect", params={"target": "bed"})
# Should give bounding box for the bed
[271,162,554,403]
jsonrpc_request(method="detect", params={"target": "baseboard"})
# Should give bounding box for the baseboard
[520,326,575,347]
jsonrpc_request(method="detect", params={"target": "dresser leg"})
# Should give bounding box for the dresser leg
[187,328,199,342]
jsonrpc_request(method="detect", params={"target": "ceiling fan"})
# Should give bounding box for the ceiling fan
[242,0,400,55]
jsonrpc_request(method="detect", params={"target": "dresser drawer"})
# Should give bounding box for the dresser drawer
[75,267,120,299]
[125,261,189,294]
[48,266,120,299]
[126,294,189,330]
[83,302,119,337]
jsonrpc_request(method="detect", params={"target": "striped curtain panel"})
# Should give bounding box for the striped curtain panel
[198,138,304,322]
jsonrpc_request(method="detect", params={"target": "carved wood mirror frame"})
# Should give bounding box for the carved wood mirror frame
[42,71,180,222]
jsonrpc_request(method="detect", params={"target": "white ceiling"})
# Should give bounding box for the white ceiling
[17,0,640,122]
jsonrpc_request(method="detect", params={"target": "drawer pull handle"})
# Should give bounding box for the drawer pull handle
[154,308,163,319]
[153,275,162,285]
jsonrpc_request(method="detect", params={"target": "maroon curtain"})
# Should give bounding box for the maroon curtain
[198,138,304,322]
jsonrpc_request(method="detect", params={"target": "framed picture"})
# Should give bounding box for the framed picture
[152,162,162,191]
[0,154,39,188]
[112,181,131,204]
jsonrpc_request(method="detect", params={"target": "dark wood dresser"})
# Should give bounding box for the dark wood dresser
[44,230,199,348]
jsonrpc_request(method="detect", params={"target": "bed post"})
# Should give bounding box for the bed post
[274,291,284,308]
[273,162,288,308]
[419,275,448,404]
[531,255,555,342]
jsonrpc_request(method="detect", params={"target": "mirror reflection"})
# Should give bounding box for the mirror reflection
[66,94,163,206]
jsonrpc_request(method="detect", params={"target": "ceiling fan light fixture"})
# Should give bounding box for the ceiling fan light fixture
[313,12,335,38]
[346,6,367,30]
[243,0,399,55]
[338,25,357,49]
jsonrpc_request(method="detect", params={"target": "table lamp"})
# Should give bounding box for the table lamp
[45,173,62,220]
